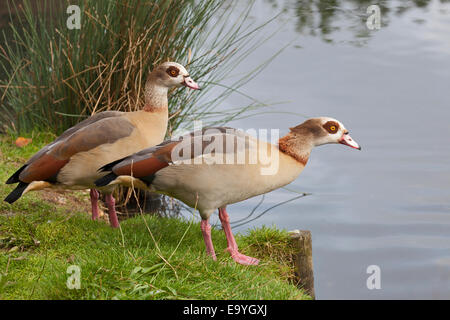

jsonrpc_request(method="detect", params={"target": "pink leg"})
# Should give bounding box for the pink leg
[200,219,217,260]
[218,207,259,265]
[105,194,119,228]
[90,189,100,221]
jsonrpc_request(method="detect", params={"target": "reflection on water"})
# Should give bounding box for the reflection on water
[195,0,450,299]
[265,0,450,45]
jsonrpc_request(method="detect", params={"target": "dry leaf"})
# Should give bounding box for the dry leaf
[15,137,32,148]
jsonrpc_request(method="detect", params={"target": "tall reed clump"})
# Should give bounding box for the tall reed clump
[0,0,279,215]
[0,0,277,134]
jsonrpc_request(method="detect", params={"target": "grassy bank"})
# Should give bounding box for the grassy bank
[0,134,310,300]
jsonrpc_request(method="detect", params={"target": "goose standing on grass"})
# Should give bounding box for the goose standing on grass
[4,62,200,228]
[95,117,361,265]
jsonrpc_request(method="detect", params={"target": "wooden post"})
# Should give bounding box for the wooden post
[289,230,315,299]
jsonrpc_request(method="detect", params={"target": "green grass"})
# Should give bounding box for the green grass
[0,134,309,300]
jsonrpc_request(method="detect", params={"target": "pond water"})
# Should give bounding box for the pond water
[198,0,450,299]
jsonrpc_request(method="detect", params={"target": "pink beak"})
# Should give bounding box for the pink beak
[339,132,361,150]
[183,76,200,90]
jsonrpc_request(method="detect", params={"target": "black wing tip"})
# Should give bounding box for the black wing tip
[5,164,27,184]
[5,177,18,184]
[4,181,28,204]
[98,157,126,173]
[95,172,118,187]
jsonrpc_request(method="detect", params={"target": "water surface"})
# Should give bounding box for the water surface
[197,0,450,299]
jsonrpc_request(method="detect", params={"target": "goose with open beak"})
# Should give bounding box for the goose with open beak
[4,62,200,229]
[182,75,200,90]
[95,117,360,265]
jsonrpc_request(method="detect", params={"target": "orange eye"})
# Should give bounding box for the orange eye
[166,67,180,77]
[323,121,339,134]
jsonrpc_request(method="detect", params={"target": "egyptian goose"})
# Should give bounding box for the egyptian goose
[94,117,361,265]
[4,62,200,228]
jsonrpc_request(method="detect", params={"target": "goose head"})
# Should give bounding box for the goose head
[290,117,361,150]
[151,62,200,90]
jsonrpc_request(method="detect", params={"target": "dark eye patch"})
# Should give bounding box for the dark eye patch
[166,66,180,77]
[323,121,339,134]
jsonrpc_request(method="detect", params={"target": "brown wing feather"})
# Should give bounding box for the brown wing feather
[108,127,251,179]
[49,117,134,159]
[112,141,179,177]
[19,155,69,183]
[115,157,169,177]
[17,116,135,183]
[25,111,124,165]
